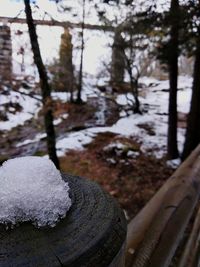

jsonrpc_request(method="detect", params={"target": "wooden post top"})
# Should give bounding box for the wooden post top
[0,174,127,267]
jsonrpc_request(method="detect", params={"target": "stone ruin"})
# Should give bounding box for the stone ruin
[0,24,12,81]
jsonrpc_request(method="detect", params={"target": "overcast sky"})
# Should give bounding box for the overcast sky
[0,0,59,19]
[0,0,170,23]
[0,0,103,25]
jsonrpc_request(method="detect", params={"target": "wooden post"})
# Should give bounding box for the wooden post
[0,174,127,267]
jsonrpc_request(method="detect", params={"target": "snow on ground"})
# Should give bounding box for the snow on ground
[0,74,192,162]
[0,88,41,131]
[54,75,192,160]
[0,157,71,227]
[56,131,94,157]
[0,2,193,162]
[0,76,191,160]
[16,133,47,148]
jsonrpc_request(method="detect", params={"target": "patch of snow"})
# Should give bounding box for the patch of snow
[16,133,46,147]
[0,157,71,228]
[0,90,41,131]
[52,92,70,102]
[119,110,127,118]
[56,131,94,156]
[104,141,140,158]
[139,76,160,87]
[177,127,186,153]
[16,139,35,147]
[166,158,181,169]
[177,89,192,114]
[54,118,62,126]
[104,142,125,151]
[95,97,107,126]
[116,93,134,106]
[127,150,140,158]
[106,158,117,164]
[62,114,69,119]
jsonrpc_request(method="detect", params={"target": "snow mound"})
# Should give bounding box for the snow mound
[0,157,71,228]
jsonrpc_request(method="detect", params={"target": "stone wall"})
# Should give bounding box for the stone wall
[0,25,12,80]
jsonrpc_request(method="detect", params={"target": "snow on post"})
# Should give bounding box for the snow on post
[0,156,71,228]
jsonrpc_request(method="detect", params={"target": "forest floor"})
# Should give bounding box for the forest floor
[60,131,174,220]
[0,89,175,221]
[57,98,175,220]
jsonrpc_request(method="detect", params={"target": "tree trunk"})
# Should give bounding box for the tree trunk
[76,0,85,104]
[24,0,60,169]
[167,0,179,159]
[182,33,200,160]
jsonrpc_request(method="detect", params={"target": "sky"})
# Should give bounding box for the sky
[0,0,60,19]
[0,0,101,23]
[0,0,107,26]
[0,0,170,23]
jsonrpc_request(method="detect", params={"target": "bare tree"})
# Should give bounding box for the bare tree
[76,0,86,104]
[123,32,141,114]
[24,0,60,169]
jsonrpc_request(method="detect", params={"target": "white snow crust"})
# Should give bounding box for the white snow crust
[0,157,71,228]
[0,89,41,131]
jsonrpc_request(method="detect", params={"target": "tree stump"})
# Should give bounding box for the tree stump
[0,174,127,267]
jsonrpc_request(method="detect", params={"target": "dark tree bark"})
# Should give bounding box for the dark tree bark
[24,0,60,169]
[182,33,200,160]
[76,0,85,104]
[167,0,180,159]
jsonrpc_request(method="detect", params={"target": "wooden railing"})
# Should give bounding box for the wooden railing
[125,144,200,267]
